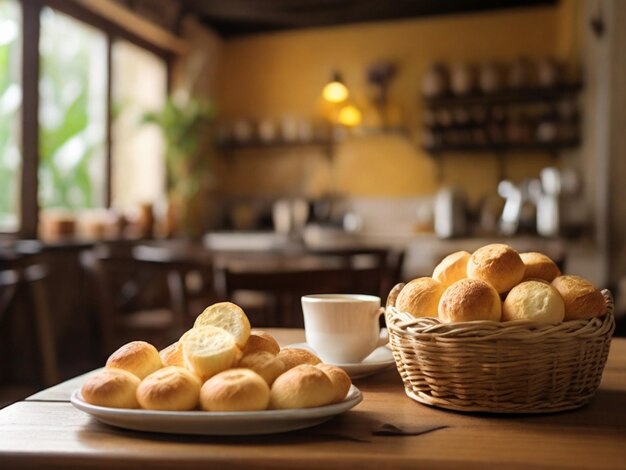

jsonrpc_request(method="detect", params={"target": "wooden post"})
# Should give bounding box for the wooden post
[20,0,42,239]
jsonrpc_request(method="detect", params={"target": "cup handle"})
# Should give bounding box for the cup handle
[375,307,388,347]
[377,328,389,348]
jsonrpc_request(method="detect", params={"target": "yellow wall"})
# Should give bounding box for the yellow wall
[214,4,577,203]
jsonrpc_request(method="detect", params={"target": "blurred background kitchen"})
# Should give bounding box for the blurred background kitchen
[1,0,625,404]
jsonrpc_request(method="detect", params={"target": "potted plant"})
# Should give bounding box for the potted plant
[142,92,215,237]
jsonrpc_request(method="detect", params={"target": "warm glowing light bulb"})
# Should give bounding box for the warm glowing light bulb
[322,81,349,103]
[338,105,362,127]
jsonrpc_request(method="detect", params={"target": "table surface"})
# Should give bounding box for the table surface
[2,329,626,469]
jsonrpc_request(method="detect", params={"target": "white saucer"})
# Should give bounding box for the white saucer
[288,343,396,379]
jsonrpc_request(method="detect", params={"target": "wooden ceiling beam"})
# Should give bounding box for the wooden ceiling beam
[180,0,557,37]
[74,0,190,55]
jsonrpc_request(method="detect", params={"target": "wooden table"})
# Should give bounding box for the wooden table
[2,330,626,469]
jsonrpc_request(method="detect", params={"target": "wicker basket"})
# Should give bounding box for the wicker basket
[385,290,615,413]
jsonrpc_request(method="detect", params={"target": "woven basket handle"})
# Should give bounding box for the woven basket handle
[386,282,405,308]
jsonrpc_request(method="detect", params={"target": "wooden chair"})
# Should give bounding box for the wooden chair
[0,270,18,326]
[133,243,217,321]
[306,247,406,298]
[80,245,189,358]
[0,252,58,387]
[212,250,399,327]
[215,261,353,328]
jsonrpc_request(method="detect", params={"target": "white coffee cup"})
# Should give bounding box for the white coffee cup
[301,294,388,364]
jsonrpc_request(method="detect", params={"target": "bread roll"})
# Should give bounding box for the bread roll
[242,330,280,356]
[432,251,471,288]
[200,369,270,411]
[520,252,561,282]
[81,368,140,409]
[502,281,565,324]
[438,279,502,323]
[182,326,241,381]
[159,342,184,368]
[552,275,606,320]
[276,348,321,371]
[270,364,336,409]
[194,302,251,348]
[316,364,351,404]
[105,341,162,379]
[137,366,201,411]
[395,277,445,317]
[467,244,525,293]
[238,351,285,385]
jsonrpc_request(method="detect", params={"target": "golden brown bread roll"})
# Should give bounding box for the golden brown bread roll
[242,330,280,356]
[520,252,561,282]
[81,368,140,409]
[105,341,162,379]
[200,368,270,411]
[467,244,525,294]
[193,302,251,348]
[238,351,285,385]
[159,342,184,368]
[316,364,351,404]
[432,251,471,288]
[502,281,565,324]
[181,326,241,382]
[395,277,445,317]
[438,278,502,323]
[270,364,336,409]
[276,348,321,371]
[551,275,606,320]
[136,366,201,411]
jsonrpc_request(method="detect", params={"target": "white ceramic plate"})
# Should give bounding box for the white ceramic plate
[70,385,362,436]
[289,343,396,379]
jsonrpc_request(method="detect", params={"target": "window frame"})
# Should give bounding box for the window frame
[14,0,173,238]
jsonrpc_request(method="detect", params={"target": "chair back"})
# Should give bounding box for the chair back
[0,250,58,386]
[306,247,405,298]
[133,243,217,322]
[80,245,187,356]
[213,251,397,327]
[0,269,19,326]
[216,260,352,327]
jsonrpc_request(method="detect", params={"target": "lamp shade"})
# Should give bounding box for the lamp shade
[322,71,349,103]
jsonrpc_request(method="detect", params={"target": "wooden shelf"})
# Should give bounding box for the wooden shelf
[422,82,583,182]
[424,83,582,108]
[217,138,335,162]
[217,138,332,151]
[424,140,580,155]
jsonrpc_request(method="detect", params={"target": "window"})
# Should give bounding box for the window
[0,1,170,236]
[38,7,107,210]
[0,0,21,232]
[111,40,167,210]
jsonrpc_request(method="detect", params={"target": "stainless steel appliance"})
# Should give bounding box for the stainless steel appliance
[434,187,468,238]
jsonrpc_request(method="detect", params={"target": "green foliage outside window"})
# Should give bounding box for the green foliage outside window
[38,7,106,210]
[0,0,21,231]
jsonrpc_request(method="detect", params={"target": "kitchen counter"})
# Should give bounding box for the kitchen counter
[201,227,601,284]
[301,226,599,282]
